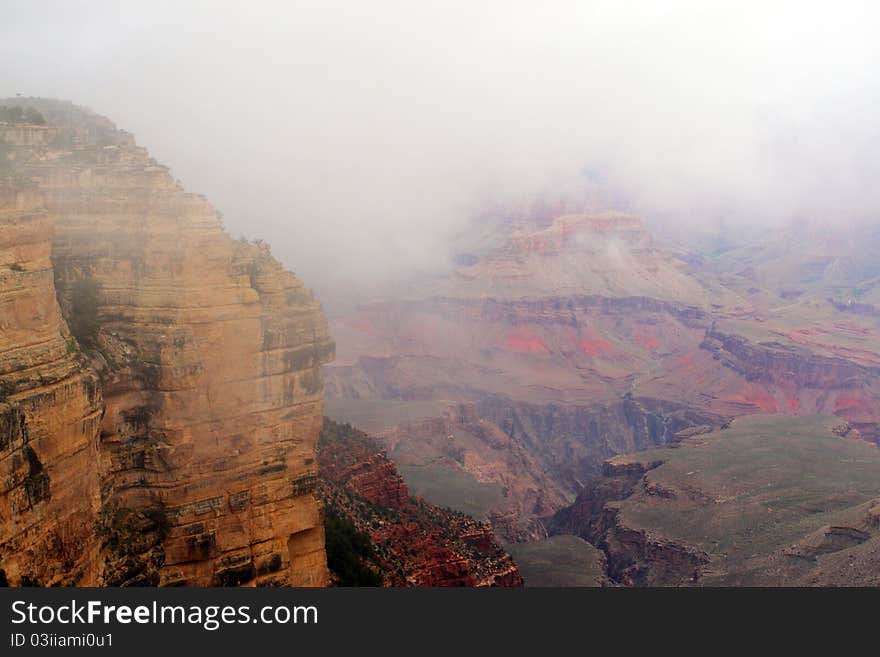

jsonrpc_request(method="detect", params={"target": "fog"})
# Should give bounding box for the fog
[3,1,880,303]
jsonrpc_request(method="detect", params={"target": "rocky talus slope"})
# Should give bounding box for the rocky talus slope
[0,100,334,586]
[318,419,523,586]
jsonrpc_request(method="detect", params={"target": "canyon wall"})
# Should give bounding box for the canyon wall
[0,100,334,586]
[0,181,103,585]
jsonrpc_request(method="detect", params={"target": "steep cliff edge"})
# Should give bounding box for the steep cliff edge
[0,179,103,586]
[0,99,334,586]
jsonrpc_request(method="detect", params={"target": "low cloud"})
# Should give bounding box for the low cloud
[3,1,880,301]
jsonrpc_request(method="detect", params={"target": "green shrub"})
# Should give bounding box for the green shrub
[24,107,46,125]
[0,106,46,125]
[324,508,383,587]
[0,106,24,122]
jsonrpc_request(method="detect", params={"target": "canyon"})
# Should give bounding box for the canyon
[324,200,880,584]
[6,99,880,587]
[552,415,880,586]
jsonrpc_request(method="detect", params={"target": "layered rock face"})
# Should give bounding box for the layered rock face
[435,214,736,307]
[551,455,708,586]
[319,422,409,510]
[0,181,103,585]
[0,100,334,586]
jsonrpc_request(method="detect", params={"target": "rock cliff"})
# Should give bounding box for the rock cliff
[0,179,103,585]
[0,100,334,586]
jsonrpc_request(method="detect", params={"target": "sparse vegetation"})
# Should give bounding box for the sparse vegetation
[46,512,88,571]
[68,278,100,346]
[24,107,46,125]
[506,535,606,587]
[0,105,46,125]
[591,415,880,585]
[0,106,24,123]
[100,501,169,587]
[0,380,14,403]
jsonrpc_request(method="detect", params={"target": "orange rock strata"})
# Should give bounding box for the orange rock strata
[0,100,334,586]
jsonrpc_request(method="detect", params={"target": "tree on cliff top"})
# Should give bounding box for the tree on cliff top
[0,106,46,125]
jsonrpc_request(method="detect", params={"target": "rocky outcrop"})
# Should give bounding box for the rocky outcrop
[433,213,740,308]
[700,328,873,389]
[551,455,707,586]
[0,180,103,586]
[319,421,409,510]
[551,415,880,586]
[599,516,709,586]
[828,298,880,317]
[475,394,724,488]
[318,419,522,587]
[783,525,871,561]
[700,328,880,439]
[327,293,711,403]
[551,457,662,542]
[0,99,334,586]
[381,403,569,540]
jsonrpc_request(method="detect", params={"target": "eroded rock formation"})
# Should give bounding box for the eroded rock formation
[0,100,334,586]
[552,415,880,586]
[0,180,103,585]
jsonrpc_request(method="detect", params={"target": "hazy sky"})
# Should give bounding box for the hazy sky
[3,1,880,300]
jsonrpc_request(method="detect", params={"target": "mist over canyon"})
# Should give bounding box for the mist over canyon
[4,2,880,588]
[5,1,880,304]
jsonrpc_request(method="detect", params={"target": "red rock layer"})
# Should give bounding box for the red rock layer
[320,450,409,510]
[318,419,523,587]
